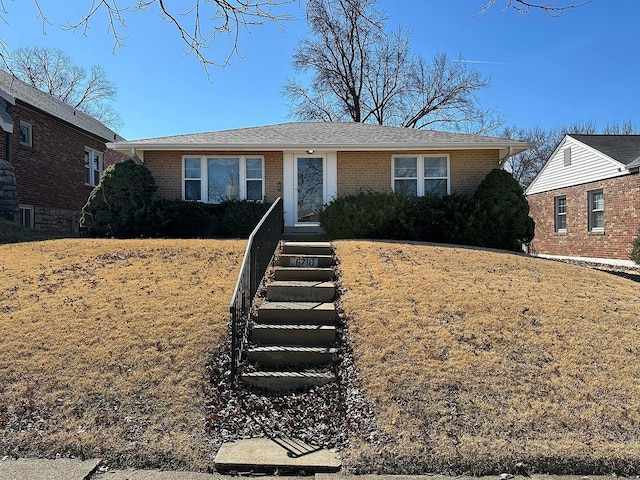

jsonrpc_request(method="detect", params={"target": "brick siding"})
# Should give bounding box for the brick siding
[337,149,501,196]
[9,103,112,233]
[527,173,640,260]
[143,150,284,202]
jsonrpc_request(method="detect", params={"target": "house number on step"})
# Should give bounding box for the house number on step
[290,256,318,267]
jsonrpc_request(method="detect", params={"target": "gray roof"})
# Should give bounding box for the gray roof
[108,122,530,152]
[571,134,640,167]
[0,69,122,142]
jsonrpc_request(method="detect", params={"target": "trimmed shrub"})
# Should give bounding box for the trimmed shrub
[152,199,224,238]
[467,169,535,251]
[630,225,640,265]
[319,191,412,239]
[405,194,446,242]
[220,199,271,238]
[80,160,157,238]
[439,194,477,245]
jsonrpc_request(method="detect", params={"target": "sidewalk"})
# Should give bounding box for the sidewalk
[0,458,624,480]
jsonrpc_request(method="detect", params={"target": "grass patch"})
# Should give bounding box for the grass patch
[336,240,640,475]
[0,238,245,471]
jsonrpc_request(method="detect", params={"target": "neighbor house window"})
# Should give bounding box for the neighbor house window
[84,148,103,186]
[19,205,34,229]
[588,189,604,232]
[183,156,264,203]
[19,121,32,147]
[393,155,449,197]
[554,195,567,233]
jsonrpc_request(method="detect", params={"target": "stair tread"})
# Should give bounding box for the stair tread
[248,346,337,352]
[282,241,332,248]
[253,324,336,330]
[241,371,335,378]
[259,301,335,309]
[269,280,334,287]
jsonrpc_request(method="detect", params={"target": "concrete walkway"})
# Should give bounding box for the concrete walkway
[0,459,624,480]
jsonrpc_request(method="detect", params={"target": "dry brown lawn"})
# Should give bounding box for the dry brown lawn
[336,240,640,475]
[0,238,245,470]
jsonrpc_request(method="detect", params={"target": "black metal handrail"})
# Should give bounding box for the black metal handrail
[229,197,283,382]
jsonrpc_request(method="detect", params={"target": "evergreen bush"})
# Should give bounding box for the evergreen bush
[80,160,157,238]
[467,168,535,251]
[152,199,224,238]
[319,191,411,239]
[219,199,271,238]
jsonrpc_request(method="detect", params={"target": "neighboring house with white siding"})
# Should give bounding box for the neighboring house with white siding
[526,134,640,263]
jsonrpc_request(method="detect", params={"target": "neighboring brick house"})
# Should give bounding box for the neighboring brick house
[0,69,124,234]
[526,134,640,263]
[108,122,529,232]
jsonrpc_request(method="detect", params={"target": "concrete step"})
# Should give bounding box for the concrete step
[257,301,337,325]
[240,370,335,390]
[281,241,333,256]
[252,324,336,346]
[276,254,334,268]
[266,281,335,302]
[247,346,338,365]
[214,437,341,474]
[273,266,334,281]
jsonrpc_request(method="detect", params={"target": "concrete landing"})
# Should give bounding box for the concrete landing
[0,458,101,480]
[214,438,341,474]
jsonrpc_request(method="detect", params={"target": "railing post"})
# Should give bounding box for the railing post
[228,198,284,384]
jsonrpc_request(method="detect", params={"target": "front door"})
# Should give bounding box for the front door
[295,156,324,224]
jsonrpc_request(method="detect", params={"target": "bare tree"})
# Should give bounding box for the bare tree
[5,46,122,129]
[503,120,637,187]
[479,0,592,16]
[0,0,295,69]
[285,0,501,134]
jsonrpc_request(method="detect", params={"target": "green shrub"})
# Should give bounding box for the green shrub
[439,194,476,245]
[220,199,271,238]
[467,169,535,251]
[319,191,412,239]
[630,225,640,265]
[405,194,447,242]
[80,160,157,238]
[152,199,224,238]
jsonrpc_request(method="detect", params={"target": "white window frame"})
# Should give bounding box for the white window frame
[84,147,104,187]
[392,154,450,196]
[19,121,32,147]
[588,189,604,232]
[19,205,34,229]
[182,155,265,203]
[554,195,567,233]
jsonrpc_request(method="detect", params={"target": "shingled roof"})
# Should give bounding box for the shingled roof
[108,122,530,153]
[0,69,123,142]
[571,134,640,167]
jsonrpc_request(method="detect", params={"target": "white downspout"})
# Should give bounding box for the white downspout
[499,146,514,168]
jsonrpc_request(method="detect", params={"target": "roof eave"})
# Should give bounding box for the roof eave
[107,141,530,153]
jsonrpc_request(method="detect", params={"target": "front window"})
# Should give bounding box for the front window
[84,148,103,187]
[424,156,448,196]
[393,155,449,197]
[588,189,604,232]
[184,157,202,201]
[554,195,567,233]
[183,156,264,203]
[393,157,418,196]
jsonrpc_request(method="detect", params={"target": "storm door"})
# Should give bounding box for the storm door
[295,156,325,224]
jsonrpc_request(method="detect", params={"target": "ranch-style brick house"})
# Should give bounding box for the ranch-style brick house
[0,69,124,234]
[107,122,530,232]
[526,134,640,263]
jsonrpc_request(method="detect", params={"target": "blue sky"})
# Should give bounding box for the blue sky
[1,1,638,140]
